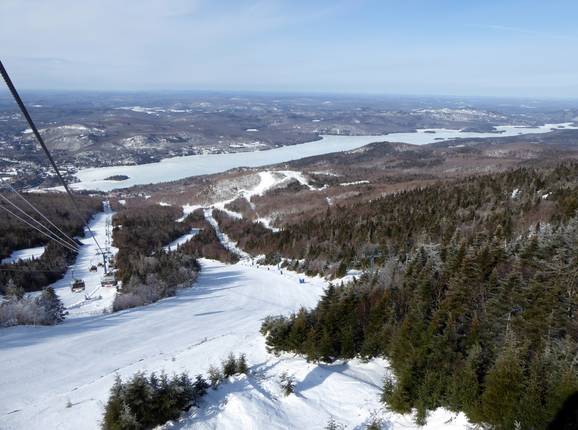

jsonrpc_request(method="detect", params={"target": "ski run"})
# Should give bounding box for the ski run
[0,174,470,429]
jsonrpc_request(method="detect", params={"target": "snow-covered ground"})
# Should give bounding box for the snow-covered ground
[164,228,202,252]
[0,258,469,430]
[0,259,324,429]
[203,208,251,259]
[205,170,316,229]
[1,245,45,265]
[49,203,118,318]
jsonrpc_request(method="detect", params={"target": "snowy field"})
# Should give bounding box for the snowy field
[0,258,468,430]
[1,246,45,265]
[71,123,577,191]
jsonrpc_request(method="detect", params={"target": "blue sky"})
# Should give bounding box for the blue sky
[1,0,577,97]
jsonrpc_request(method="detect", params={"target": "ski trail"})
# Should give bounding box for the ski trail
[203,208,251,260]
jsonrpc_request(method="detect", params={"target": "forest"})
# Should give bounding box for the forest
[219,163,578,277]
[112,204,199,310]
[258,163,578,429]
[0,192,102,293]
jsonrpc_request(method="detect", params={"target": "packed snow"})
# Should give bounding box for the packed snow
[203,208,250,259]
[48,202,118,318]
[164,228,201,252]
[1,245,45,265]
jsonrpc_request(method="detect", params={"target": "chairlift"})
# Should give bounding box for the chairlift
[70,268,86,292]
[89,265,98,272]
[101,273,117,288]
[71,279,86,292]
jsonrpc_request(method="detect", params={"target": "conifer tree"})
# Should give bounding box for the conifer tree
[481,340,523,428]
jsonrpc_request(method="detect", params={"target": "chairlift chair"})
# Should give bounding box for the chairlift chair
[71,279,86,292]
[101,273,117,288]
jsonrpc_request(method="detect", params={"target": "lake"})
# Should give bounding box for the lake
[72,123,576,191]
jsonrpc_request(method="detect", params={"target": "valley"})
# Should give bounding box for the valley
[1,92,578,430]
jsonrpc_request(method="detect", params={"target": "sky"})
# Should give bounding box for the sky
[1,0,578,98]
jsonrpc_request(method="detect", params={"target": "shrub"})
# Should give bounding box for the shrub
[102,371,208,430]
[222,353,237,378]
[325,417,345,430]
[279,372,295,396]
[208,365,222,389]
[236,353,249,374]
[0,286,66,327]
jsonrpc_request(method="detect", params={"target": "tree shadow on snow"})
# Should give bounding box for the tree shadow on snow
[296,362,350,393]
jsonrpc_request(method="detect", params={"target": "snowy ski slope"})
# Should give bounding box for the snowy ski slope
[0,258,468,429]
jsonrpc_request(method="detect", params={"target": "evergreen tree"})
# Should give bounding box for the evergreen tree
[481,340,524,429]
[222,353,237,377]
[235,353,249,374]
[36,286,66,324]
[208,365,222,389]
[5,279,24,300]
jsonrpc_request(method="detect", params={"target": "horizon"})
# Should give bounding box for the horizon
[2,87,578,104]
[2,0,578,98]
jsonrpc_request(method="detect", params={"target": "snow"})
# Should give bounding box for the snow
[177,204,203,222]
[164,228,201,252]
[511,188,520,199]
[340,180,370,186]
[203,208,250,259]
[168,355,467,430]
[48,203,118,318]
[0,257,469,430]
[23,124,104,135]
[207,170,319,222]
[256,217,280,232]
[228,142,267,149]
[0,259,322,429]
[1,245,45,265]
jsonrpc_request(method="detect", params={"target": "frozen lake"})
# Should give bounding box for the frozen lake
[72,123,576,191]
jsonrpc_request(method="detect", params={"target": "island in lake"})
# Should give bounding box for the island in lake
[104,175,129,181]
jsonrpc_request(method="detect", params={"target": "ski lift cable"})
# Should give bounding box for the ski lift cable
[0,190,80,250]
[0,60,106,258]
[0,204,79,254]
[0,193,80,252]
[2,182,81,250]
[0,202,80,254]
